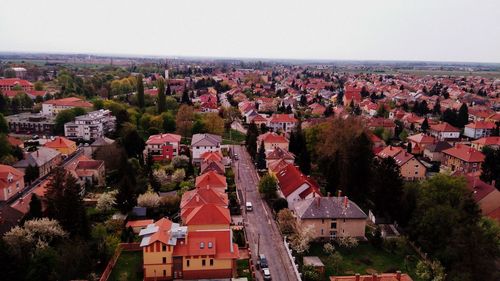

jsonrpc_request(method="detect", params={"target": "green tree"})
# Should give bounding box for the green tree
[45,167,89,237]
[26,194,43,220]
[120,123,145,158]
[0,94,8,114]
[0,113,7,134]
[457,103,469,128]
[157,77,166,113]
[421,117,429,132]
[246,122,258,159]
[370,157,404,221]
[4,68,16,78]
[480,146,500,190]
[24,164,40,184]
[258,174,277,199]
[181,88,191,104]
[256,142,266,170]
[136,74,145,109]
[34,81,44,91]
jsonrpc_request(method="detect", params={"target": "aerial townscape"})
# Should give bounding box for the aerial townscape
[0,1,499,281]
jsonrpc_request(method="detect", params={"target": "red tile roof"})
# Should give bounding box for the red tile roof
[258,132,289,144]
[330,273,413,281]
[195,171,227,190]
[407,133,435,144]
[126,219,154,228]
[275,163,320,197]
[472,136,500,146]
[377,146,404,158]
[0,164,24,190]
[173,229,239,259]
[146,133,182,145]
[43,97,93,108]
[180,187,228,221]
[0,78,32,87]
[184,204,230,226]
[443,145,485,163]
[269,114,298,124]
[465,121,496,130]
[44,136,76,150]
[430,122,460,132]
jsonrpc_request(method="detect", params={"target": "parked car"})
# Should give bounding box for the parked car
[257,254,268,269]
[246,202,253,212]
[234,153,239,160]
[263,268,272,280]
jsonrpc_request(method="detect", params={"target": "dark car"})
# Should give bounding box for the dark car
[257,254,268,269]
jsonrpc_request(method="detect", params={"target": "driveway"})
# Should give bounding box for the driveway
[232,145,298,281]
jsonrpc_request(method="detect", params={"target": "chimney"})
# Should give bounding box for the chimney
[337,190,342,198]
[389,146,393,150]
[372,273,377,281]
[396,271,402,281]
[355,273,360,281]
[344,196,348,208]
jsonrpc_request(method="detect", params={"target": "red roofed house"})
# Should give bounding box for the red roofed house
[463,121,496,139]
[43,136,77,155]
[464,175,500,223]
[274,163,321,206]
[471,136,500,151]
[0,164,25,201]
[195,171,227,192]
[268,114,298,133]
[343,86,362,106]
[428,122,460,141]
[0,78,33,91]
[41,97,93,115]
[144,133,182,161]
[180,187,228,222]
[407,133,436,155]
[442,144,485,173]
[378,146,426,181]
[126,219,154,234]
[258,132,289,151]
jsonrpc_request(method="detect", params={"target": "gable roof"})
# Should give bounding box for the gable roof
[430,122,460,132]
[294,196,367,220]
[146,133,182,145]
[191,133,222,147]
[465,121,496,130]
[266,147,295,160]
[14,147,60,168]
[442,145,485,163]
[275,163,320,197]
[43,97,93,108]
[258,132,289,144]
[269,114,298,124]
[44,136,76,150]
[377,146,404,158]
[184,204,230,225]
[0,164,24,190]
[195,171,227,189]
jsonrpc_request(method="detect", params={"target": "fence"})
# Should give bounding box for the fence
[283,236,302,281]
[99,243,141,281]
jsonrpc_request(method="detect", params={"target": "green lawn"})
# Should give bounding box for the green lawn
[223,129,246,144]
[306,241,421,281]
[108,251,143,281]
[237,259,253,281]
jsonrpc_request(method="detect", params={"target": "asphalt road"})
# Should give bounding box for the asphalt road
[232,145,298,281]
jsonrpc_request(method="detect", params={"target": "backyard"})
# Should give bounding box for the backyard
[236,259,253,281]
[305,240,422,281]
[108,251,143,281]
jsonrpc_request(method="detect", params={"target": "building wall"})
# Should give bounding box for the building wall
[182,257,233,280]
[192,145,221,162]
[143,242,174,279]
[479,189,500,215]
[187,224,230,231]
[263,142,289,152]
[285,183,310,206]
[444,155,482,173]
[300,218,366,239]
[0,177,24,201]
[400,158,426,180]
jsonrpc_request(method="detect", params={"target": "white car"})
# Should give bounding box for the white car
[263,268,272,280]
[245,202,253,212]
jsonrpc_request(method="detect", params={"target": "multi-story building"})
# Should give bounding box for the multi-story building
[428,122,461,142]
[464,121,496,139]
[267,114,298,133]
[293,196,367,239]
[0,78,33,91]
[13,147,62,178]
[257,132,289,152]
[143,133,182,161]
[191,133,221,164]
[64,109,116,141]
[0,165,25,201]
[442,145,485,174]
[42,97,93,116]
[43,136,77,155]
[6,113,56,134]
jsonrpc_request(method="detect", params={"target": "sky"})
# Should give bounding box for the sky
[1,0,500,63]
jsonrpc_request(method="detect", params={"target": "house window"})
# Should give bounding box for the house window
[186,260,190,267]
[331,222,337,229]
[162,257,166,264]
[321,219,324,223]
[208,242,213,248]
[321,229,324,235]
[162,245,167,251]
[202,259,206,266]
[200,242,205,249]
[330,231,337,239]
[210,259,214,266]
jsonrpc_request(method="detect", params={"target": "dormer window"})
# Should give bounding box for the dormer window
[208,242,213,249]
[200,242,205,249]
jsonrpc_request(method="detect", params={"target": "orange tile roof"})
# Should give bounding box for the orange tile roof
[180,187,228,221]
[407,133,435,144]
[430,122,460,132]
[275,163,320,197]
[465,121,496,130]
[377,146,404,158]
[126,219,154,228]
[195,171,227,190]
[0,164,24,190]
[200,151,223,162]
[184,204,230,226]
[258,132,289,144]
[44,136,76,150]
[443,145,485,163]
[472,136,500,146]
[146,133,182,145]
[269,114,298,123]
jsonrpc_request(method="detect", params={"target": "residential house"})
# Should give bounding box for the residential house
[195,171,227,192]
[293,196,367,239]
[42,97,93,115]
[6,112,55,134]
[257,132,289,152]
[14,147,62,177]
[0,78,33,91]
[367,118,396,137]
[274,163,321,206]
[463,121,496,139]
[428,122,460,142]
[0,205,24,235]
[471,136,500,151]
[200,160,225,175]
[126,219,154,234]
[43,136,77,156]
[377,146,426,181]
[247,114,268,127]
[442,145,485,173]
[191,134,222,164]
[65,155,106,188]
[180,187,228,222]
[64,109,116,141]
[464,175,500,223]
[265,147,295,169]
[83,136,115,157]
[144,133,182,162]
[0,165,25,201]
[407,133,436,155]
[267,114,298,133]
[423,141,453,162]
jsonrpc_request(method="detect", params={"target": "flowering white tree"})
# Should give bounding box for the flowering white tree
[96,190,117,212]
[153,169,170,186]
[336,235,358,248]
[323,242,335,254]
[137,189,160,208]
[290,224,314,253]
[172,155,189,169]
[172,169,186,183]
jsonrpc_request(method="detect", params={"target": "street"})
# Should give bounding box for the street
[232,145,298,281]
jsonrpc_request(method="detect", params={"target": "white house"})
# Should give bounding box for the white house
[64,110,116,141]
[464,121,496,139]
[191,133,222,163]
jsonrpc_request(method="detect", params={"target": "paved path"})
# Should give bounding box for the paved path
[232,145,298,281]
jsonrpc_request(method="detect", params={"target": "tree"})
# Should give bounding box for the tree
[302,265,321,281]
[370,157,404,221]
[256,142,266,170]
[172,169,186,183]
[137,189,160,208]
[34,81,44,91]
[433,100,441,115]
[272,198,288,213]
[246,122,258,159]
[0,93,8,114]
[176,105,194,137]
[45,167,88,237]
[421,117,429,133]
[416,260,446,281]
[0,113,7,134]
[289,224,314,253]
[120,123,145,158]
[26,194,43,220]
[115,172,137,214]
[457,103,469,128]
[480,146,500,190]
[258,174,277,199]
[157,77,166,113]
[181,88,191,104]
[277,209,297,235]
[54,108,85,134]
[96,191,117,213]
[25,164,39,184]
[202,113,224,135]
[136,74,145,109]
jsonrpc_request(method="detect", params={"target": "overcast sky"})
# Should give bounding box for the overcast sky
[1,0,499,63]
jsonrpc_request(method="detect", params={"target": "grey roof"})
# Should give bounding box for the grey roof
[14,147,60,168]
[191,133,222,147]
[425,141,452,153]
[293,197,367,220]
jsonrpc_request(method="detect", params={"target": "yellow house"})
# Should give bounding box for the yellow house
[293,196,367,239]
[393,151,427,181]
[44,136,77,155]
[258,132,289,152]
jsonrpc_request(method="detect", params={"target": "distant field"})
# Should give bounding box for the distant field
[396,69,500,79]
